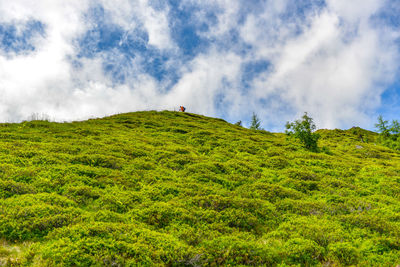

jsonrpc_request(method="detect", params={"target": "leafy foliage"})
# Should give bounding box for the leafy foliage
[0,111,399,266]
[285,112,320,152]
[376,115,400,150]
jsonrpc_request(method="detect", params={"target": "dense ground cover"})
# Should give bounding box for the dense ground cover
[0,111,399,266]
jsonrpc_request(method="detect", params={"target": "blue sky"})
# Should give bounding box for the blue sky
[0,0,399,131]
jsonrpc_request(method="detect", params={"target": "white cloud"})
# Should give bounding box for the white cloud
[0,0,91,121]
[238,1,399,129]
[164,49,243,116]
[0,0,176,122]
[99,0,174,50]
[326,0,383,22]
[138,2,173,50]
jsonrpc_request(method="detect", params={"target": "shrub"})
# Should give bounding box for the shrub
[328,242,360,265]
[29,222,194,266]
[0,180,37,198]
[64,185,101,205]
[0,194,81,241]
[283,238,324,265]
[201,235,278,265]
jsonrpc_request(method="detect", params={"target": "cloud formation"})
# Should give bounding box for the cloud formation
[0,0,398,130]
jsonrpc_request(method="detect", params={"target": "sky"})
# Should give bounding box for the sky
[0,0,399,131]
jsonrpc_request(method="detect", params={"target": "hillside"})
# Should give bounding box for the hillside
[0,111,400,266]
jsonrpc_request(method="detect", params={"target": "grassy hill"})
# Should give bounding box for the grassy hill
[0,111,400,266]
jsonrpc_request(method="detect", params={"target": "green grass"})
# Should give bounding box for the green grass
[0,111,399,266]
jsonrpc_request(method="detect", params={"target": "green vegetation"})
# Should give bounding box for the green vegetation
[250,112,262,130]
[285,112,320,152]
[0,110,399,266]
[376,115,400,150]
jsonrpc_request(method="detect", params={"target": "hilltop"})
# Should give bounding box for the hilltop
[0,111,400,266]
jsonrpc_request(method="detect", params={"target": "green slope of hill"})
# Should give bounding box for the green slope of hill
[0,111,400,266]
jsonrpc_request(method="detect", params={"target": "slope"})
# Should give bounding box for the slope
[0,111,399,266]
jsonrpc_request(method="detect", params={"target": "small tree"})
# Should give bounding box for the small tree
[250,112,262,130]
[375,115,400,150]
[375,115,390,138]
[285,112,320,152]
[390,120,400,135]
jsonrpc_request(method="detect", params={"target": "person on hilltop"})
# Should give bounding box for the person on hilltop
[180,106,186,112]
